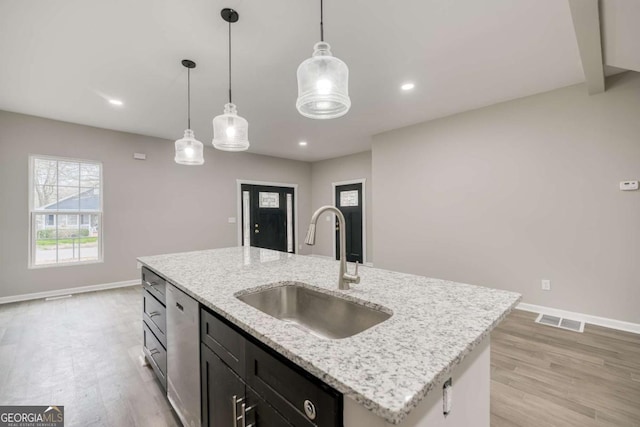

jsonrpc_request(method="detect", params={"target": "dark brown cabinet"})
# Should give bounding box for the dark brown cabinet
[201,343,292,427]
[200,307,343,427]
[142,267,167,390]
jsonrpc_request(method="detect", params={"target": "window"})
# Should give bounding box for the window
[29,156,103,267]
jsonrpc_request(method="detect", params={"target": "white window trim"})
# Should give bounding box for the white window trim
[236,179,299,254]
[28,154,104,269]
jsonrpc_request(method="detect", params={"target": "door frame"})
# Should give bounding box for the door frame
[331,179,366,264]
[236,179,299,254]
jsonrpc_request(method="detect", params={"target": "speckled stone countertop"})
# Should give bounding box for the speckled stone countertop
[138,247,520,424]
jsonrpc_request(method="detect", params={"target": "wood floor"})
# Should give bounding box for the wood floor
[0,286,180,427]
[1,287,639,426]
[491,309,640,427]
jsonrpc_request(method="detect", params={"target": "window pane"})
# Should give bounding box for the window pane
[287,194,293,253]
[80,163,100,188]
[79,187,100,211]
[33,184,58,209]
[57,161,80,187]
[34,159,57,187]
[259,192,279,208]
[340,190,359,207]
[34,214,101,266]
[79,216,100,262]
[56,186,81,210]
[242,191,250,247]
[30,157,102,268]
[34,214,58,266]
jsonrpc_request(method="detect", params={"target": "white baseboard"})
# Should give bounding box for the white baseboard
[518,302,640,335]
[0,279,141,305]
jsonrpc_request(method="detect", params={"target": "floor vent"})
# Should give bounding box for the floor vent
[535,313,584,333]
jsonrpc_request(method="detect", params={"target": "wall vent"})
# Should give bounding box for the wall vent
[535,313,584,333]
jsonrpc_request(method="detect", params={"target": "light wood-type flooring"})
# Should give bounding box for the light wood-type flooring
[1,287,638,426]
[491,309,640,427]
[0,286,179,427]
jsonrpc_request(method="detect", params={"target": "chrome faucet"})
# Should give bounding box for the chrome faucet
[305,206,360,290]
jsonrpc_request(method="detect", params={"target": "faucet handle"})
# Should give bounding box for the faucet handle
[344,261,361,285]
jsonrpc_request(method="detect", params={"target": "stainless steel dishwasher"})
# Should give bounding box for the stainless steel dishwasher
[166,283,201,427]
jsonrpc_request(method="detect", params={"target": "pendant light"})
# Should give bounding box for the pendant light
[212,8,249,152]
[296,0,351,120]
[174,59,204,165]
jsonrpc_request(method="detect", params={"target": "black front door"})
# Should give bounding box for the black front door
[241,184,295,253]
[335,183,363,263]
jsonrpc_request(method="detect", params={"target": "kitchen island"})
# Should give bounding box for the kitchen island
[138,247,520,426]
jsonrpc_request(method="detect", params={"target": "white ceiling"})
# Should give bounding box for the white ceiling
[0,0,585,161]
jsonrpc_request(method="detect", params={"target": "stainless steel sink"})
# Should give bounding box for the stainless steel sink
[236,283,392,339]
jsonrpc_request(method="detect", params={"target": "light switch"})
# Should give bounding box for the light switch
[228,217,237,224]
[133,153,146,160]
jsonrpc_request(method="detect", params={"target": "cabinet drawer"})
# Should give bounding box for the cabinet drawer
[143,290,166,347]
[142,267,166,305]
[201,308,246,378]
[143,322,167,390]
[246,386,294,427]
[246,341,342,427]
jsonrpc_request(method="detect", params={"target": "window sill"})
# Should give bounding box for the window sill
[28,259,104,270]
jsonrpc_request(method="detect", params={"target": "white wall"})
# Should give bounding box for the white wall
[0,111,311,299]
[372,72,640,323]
[310,151,373,263]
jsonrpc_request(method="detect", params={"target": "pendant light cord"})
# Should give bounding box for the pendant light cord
[187,67,191,129]
[228,19,232,104]
[320,0,324,41]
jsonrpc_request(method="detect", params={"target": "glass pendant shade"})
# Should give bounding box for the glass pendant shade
[296,42,351,119]
[212,103,249,151]
[175,129,204,165]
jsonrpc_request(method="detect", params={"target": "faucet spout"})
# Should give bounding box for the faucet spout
[304,223,317,245]
[305,205,360,290]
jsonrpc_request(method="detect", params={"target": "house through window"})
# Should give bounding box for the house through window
[30,156,103,267]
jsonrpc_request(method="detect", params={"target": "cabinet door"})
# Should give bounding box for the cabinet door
[245,387,294,427]
[246,341,341,427]
[201,343,245,427]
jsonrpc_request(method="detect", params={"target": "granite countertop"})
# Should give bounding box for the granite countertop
[138,247,521,424]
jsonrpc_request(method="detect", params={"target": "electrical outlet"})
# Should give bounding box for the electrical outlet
[541,279,551,291]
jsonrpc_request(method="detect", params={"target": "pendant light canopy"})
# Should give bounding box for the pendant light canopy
[175,59,204,165]
[296,0,351,120]
[213,8,249,152]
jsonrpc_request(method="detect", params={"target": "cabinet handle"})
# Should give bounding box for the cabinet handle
[148,311,160,318]
[176,302,184,312]
[144,280,158,287]
[232,395,244,426]
[243,404,257,427]
[148,348,160,356]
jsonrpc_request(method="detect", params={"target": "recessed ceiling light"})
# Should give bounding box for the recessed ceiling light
[108,99,124,106]
[401,83,415,91]
[299,141,308,146]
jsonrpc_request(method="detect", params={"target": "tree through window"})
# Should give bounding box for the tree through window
[30,156,103,267]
